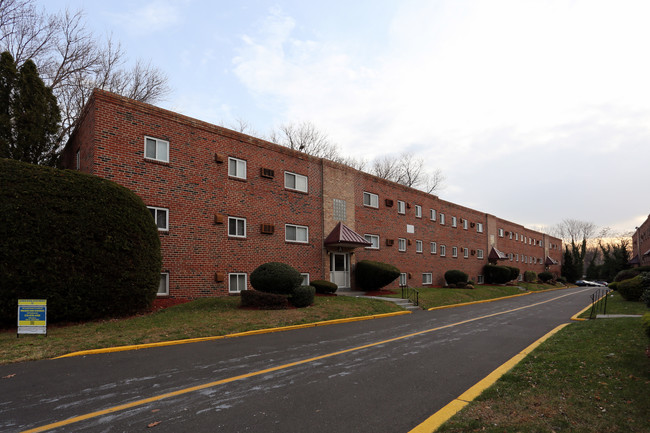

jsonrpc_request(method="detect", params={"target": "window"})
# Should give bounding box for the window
[415,205,422,218]
[229,273,247,293]
[416,240,423,253]
[228,157,246,179]
[430,209,437,221]
[148,206,169,231]
[477,249,484,259]
[463,247,469,258]
[477,275,484,284]
[397,200,406,214]
[509,253,513,261]
[363,192,378,208]
[516,254,519,262]
[158,273,169,296]
[515,233,519,241]
[499,228,504,237]
[430,242,437,254]
[398,238,407,251]
[333,199,346,221]
[76,149,80,170]
[452,246,458,257]
[228,217,246,238]
[440,213,445,225]
[509,231,513,240]
[285,172,308,192]
[423,273,432,285]
[399,273,407,286]
[440,245,446,256]
[145,136,169,163]
[477,222,484,233]
[301,273,310,286]
[364,234,380,249]
[286,224,309,243]
[451,216,457,227]
[463,219,468,230]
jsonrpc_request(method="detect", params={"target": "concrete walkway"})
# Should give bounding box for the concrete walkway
[337,290,421,310]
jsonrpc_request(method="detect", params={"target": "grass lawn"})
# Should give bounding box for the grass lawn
[579,290,649,318]
[436,317,650,433]
[0,295,402,365]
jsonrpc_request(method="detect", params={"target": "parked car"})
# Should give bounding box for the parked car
[576,280,606,287]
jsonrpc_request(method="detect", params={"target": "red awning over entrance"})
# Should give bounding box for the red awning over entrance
[324,222,371,249]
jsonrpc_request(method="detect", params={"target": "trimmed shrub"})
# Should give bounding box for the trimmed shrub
[614,266,650,282]
[0,159,161,325]
[240,289,288,309]
[643,313,650,340]
[641,289,650,308]
[608,281,619,291]
[445,270,469,286]
[355,260,400,290]
[311,280,337,294]
[483,265,511,284]
[290,285,315,308]
[524,271,537,282]
[250,262,303,295]
[557,276,567,284]
[507,266,520,282]
[617,274,646,302]
[538,271,554,283]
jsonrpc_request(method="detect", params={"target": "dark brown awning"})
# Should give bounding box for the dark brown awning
[628,254,640,265]
[324,222,371,249]
[643,248,650,257]
[488,247,508,261]
[545,256,559,266]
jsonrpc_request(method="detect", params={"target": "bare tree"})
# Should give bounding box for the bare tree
[370,152,445,195]
[0,0,170,157]
[550,219,597,244]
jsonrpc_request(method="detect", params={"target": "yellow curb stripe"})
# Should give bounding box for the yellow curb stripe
[54,311,411,359]
[409,322,571,433]
[428,292,531,311]
[570,290,609,321]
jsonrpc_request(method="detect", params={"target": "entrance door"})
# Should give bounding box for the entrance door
[330,253,350,288]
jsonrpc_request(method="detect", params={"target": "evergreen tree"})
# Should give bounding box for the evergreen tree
[0,52,61,166]
[562,245,577,283]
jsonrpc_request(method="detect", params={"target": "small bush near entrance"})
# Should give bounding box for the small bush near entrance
[311,280,337,294]
[290,285,315,308]
[617,274,647,302]
[507,266,520,282]
[0,159,161,325]
[538,271,554,283]
[240,290,288,310]
[355,260,400,290]
[250,262,303,295]
[445,270,469,287]
[524,271,537,283]
[483,265,512,284]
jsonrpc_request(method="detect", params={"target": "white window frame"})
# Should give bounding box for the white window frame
[285,224,309,243]
[397,200,406,214]
[440,213,445,225]
[398,238,407,252]
[463,219,468,230]
[144,136,169,163]
[364,234,380,249]
[430,209,437,221]
[452,246,458,257]
[415,205,422,218]
[516,253,519,262]
[228,216,246,238]
[509,231,513,240]
[499,228,504,237]
[463,247,469,258]
[451,216,457,227]
[363,192,379,208]
[430,242,437,254]
[301,273,310,286]
[229,273,247,293]
[148,206,169,231]
[285,171,308,193]
[158,273,169,296]
[228,157,247,179]
[440,245,446,257]
[416,240,423,253]
[399,273,408,286]
[423,273,432,285]
[477,275,484,284]
[477,249,484,259]
[477,222,484,233]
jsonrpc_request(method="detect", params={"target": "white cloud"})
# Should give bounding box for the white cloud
[108,0,183,34]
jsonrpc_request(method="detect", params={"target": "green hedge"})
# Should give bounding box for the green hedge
[643,313,650,340]
[524,271,537,283]
[355,260,400,290]
[240,289,288,309]
[483,265,511,284]
[617,274,648,302]
[538,271,554,283]
[614,266,650,282]
[311,280,337,294]
[290,285,315,308]
[0,158,161,325]
[250,262,303,295]
[507,266,520,281]
[445,270,469,285]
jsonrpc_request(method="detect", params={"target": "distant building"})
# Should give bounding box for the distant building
[630,214,650,267]
[61,90,562,298]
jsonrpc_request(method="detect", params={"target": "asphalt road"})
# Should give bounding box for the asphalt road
[1,286,597,433]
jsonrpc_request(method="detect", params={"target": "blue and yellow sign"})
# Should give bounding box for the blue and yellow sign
[17,299,47,335]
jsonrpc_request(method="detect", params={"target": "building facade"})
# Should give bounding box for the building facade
[61,90,562,298]
[631,214,650,267]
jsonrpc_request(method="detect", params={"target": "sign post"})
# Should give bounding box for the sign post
[17,299,47,337]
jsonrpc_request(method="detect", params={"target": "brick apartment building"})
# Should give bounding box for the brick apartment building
[631,214,650,267]
[61,89,562,298]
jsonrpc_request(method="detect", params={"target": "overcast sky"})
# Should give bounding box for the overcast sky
[42,0,650,235]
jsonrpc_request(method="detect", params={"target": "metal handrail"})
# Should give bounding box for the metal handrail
[400,285,419,306]
[589,288,610,319]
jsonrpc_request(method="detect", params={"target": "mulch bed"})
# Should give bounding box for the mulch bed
[150,298,191,312]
